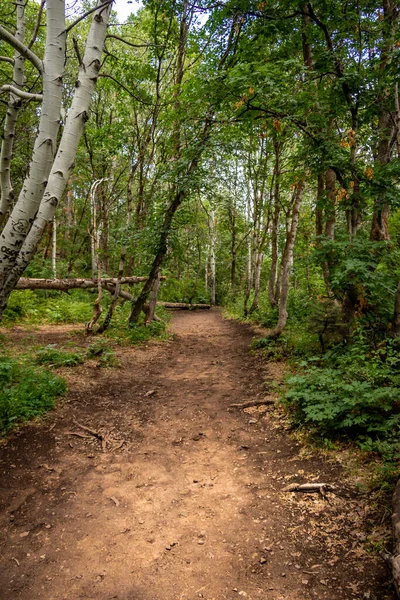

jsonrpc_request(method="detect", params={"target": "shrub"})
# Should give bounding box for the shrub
[35,345,85,367]
[0,355,67,433]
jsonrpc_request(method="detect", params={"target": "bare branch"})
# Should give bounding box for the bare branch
[27,0,46,49]
[106,33,163,48]
[0,56,14,65]
[0,25,43,73]
[0,84,42,101]
[65,0,114,34]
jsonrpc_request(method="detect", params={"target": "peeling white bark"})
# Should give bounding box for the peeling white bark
[0,25,42,73]
[0,0,25,226]
[0,0,66,289]
[0,1,113,308]
[209,209,216,306]
[0,85,43,101]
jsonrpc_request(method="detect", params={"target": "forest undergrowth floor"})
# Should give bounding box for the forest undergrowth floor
[0,310,395,600]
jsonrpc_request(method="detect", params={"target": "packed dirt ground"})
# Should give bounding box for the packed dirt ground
[0,310,395,600]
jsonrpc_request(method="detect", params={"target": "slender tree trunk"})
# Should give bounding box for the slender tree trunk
[52,216,57,279]
[0,0,25,228]
[370,0,396,241]
[370,113,393,241]
[0,0,113,318]
[209,209,216,306]
[243,197,253,316]
[268,137,281,307]
[249,251,264,314]
[0,0,65,287]
[268,181,305,338]
[64,184,73,243]
[145,267,161,324]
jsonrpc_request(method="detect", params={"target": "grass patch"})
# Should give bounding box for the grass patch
[0,354,66,434]
[35,345,85,367]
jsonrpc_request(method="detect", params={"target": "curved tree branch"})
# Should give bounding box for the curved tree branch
[0,25,43,73]
[65,0,114,34]
[0,85,42,101]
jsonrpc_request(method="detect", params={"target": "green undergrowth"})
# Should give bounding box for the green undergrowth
[225,292,400,483]
[282,335,400,469]
[0,290,171,434]
[3,289,170,345]
[0,353,67,434]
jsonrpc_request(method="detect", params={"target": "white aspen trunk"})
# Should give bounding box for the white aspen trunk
[65,184,73,242]
[52,216,57,279]
[0,1,113,314]
[243,193,253,315]
[205,246,208,292]
[0,0,25,227]
[250,250,264,313]
[146,267,161,324]
[269,180,305,338]
[0,0,65,288]
[209,209,216,306]
[90,181,99,278]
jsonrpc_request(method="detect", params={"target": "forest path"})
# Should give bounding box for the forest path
[0,310,394,600]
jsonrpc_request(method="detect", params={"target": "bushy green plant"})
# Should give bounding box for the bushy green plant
[3,290,93,325]
[284,335,400,460]
[35,345,84,367]
[285,368,400,434]
[86,340,121,367]
[0,355,67,433]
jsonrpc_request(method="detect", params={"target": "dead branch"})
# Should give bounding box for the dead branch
[283,482,335,493]
[15,276,165,291]
[229,399,275,409]
[157,301,210,309]
[72,419,109,451]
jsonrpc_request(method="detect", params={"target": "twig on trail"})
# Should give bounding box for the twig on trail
[283,482,335,493]
[72,419,109,451]
[111,439,126,452]
[68,420,127,453]
[229,399,275,409]
[65,431,92,439]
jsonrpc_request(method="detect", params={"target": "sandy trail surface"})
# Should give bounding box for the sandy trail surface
[0,310,394,599]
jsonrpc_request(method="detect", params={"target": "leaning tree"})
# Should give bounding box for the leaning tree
[0,0,113,320]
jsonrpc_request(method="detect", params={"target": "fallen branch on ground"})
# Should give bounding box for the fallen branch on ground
[72,419,108,451]
[229,399,275,409]
[16,276,166,291]
[283,483,335,493]
[391,477,400,598]
[157,301,210,309]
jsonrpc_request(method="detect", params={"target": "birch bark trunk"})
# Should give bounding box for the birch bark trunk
[0,0,65,288]
[268,180,305,338]
[209,209,216,306]
[0,0,25,227]
[0,0,113,317]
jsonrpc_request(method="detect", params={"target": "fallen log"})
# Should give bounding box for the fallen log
[391,477,400,598]
[229,399,275,409]
[157,301,210,310]
[16,276,166,291]
[283,482,335,493]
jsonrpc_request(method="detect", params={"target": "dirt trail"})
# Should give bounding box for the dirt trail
[0,310,394,600]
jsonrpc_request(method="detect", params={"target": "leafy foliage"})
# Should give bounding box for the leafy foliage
[284,338,400,461]
[0,354,66,434]
[35,345,84,367]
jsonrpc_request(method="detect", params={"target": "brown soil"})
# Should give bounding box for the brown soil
[0,310,395,600]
